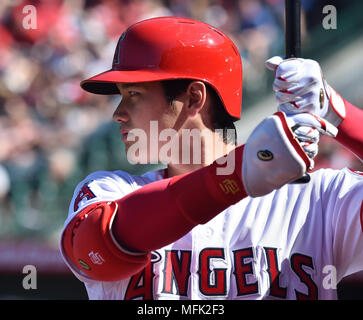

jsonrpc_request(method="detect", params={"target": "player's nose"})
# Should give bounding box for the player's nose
[113,102,130,123]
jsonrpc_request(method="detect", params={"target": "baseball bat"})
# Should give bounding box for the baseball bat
[285,0,311,183]
[285,0,301,58]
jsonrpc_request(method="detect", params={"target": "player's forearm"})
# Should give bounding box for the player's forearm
[335,99,363,160]
[112,146,246,253]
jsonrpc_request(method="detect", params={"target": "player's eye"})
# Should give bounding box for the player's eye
[128,91,139,97]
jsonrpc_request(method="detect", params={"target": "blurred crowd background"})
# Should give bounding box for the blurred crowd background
[0,0,362,299]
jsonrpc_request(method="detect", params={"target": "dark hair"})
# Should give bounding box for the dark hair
[160,79,237,145]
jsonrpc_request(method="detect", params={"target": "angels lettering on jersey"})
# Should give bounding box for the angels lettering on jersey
[124,247,320,300]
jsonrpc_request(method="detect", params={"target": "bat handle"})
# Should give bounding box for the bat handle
[291,173,311,184]
[285,0,301,58]
[285,0,310,183]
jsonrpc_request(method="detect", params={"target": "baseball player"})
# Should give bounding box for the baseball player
[60,17,363,300]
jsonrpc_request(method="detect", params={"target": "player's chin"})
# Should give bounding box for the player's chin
[124,146,159,165]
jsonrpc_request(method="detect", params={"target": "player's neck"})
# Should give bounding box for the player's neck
[166,132,235,177]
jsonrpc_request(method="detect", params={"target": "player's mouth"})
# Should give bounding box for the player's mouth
[120,129,134,142]
[120,129,128,140]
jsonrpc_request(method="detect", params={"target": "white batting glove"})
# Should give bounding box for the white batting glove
[286,112,337,170]
[242,111,336,197]
[265,56,346,128]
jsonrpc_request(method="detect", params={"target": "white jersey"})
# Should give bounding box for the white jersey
[60,167,363,300]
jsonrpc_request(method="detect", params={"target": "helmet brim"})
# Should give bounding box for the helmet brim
[80,69,198,95]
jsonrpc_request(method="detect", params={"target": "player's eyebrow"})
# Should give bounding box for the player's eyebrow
[117,83,145,89]
[116,83,145,95]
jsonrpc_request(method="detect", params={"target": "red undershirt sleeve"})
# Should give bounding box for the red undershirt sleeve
[335,99,363,160]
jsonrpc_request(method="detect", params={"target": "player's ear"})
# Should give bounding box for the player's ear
[185,81,207,117]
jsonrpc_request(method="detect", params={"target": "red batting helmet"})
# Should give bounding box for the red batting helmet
[81,17,243,119]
